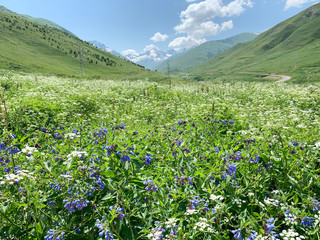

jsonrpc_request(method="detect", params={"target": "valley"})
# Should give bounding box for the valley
[0,2,320,240]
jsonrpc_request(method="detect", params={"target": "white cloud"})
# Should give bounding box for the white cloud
[175,0,253,38]
[150,32,168,42]
[170,0,252,50]
[143,44,160,52]
[284,0,316,9]
[168,36,206,50]
[121,49,139,56]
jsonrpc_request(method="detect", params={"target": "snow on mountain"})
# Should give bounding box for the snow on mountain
[122,44,179,70]
[89,41,126,59]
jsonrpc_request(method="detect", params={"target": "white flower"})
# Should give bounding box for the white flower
[280,228,305,239]
[147,227,164,240]
[248,192,254,197]
[193,218,212,232]
[65,133,78,139]
[61,174,73,180]
[164,218,178,228]
[210,194,224,201]
[264,198,279,207]
[314,211,320,227]
[21,146,38,155]
[0,171,33,185]
[184,209,199,215]
[271,190,281,195]
[67,151,88,160]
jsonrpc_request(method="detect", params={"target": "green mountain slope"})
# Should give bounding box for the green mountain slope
[0,5,17,15]
[0,12,160,79]
[21,15,76,37]
[155,33,257,73]
[190,3,320,77]
[0,5,75,36]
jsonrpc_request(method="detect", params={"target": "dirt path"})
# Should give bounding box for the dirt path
[275,75,292,83]
[260,74,292,82]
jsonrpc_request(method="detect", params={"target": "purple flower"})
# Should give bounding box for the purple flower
[222,163,237,179]
[266,218,275,233]
[232,229,242,240]
[144,180,158,192]
[301,216,314,227]
[44,229,65,240]
[312,198,320,211]
[120,154,131,162]
[144,154,153,165]
[96,217,114,240]
[63,198,89,212]
[247,230,257,240]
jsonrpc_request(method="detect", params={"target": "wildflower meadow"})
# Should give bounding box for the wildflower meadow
[0,72,320,239]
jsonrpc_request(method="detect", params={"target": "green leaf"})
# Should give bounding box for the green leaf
[100,170,115,178]
[36,222,42,234]
[1,204,9,214]
[288,174,298,185]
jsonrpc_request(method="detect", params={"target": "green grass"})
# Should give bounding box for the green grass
[189,3,320,81]
[155,33,257,73]
[0,12,165,80]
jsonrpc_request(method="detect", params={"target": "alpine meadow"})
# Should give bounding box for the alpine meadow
[0,2,320,240]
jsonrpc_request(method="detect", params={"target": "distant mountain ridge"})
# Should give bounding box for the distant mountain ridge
[123,45,180,70]
[0,5,75,36]
[88,41,126,59]
[190,3,320,76]
[155,33,258,73]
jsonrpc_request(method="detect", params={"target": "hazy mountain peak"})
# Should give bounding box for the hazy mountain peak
[89,40,126,59]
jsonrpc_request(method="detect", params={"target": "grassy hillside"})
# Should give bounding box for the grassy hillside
[0,5,75,36]
[155,33,257,73]
[0,12,163,79]
[21,15,76,37]
[190,3,320,79]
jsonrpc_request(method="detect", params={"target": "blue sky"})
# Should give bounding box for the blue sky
[0,0,318,56]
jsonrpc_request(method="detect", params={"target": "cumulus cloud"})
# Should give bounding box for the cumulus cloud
[150,32,168,42]
[175,0,252,37]
[121,49,139,57]
[284,0,316,9]
[168,36,206,50]
[169,0,252,50]
[143,44,160,52]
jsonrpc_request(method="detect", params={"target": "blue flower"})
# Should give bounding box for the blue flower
[266,218,275,233]
[44,229,65,240]
[144,180,158,192]
[95,218,114,240]
[215,147,220,153]
[223,163,237,179]
[144,154,153,165]
[232,229,242,240]
[50,182,62,191]
[120,154,131,162]
[312,198,320,211]
[301,216,314,227]
[63,198,89,212]
[247,230,257,240]
[0,142,6,150]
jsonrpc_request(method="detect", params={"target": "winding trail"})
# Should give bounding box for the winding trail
[275,75,292,83]
[260,74,292,82]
